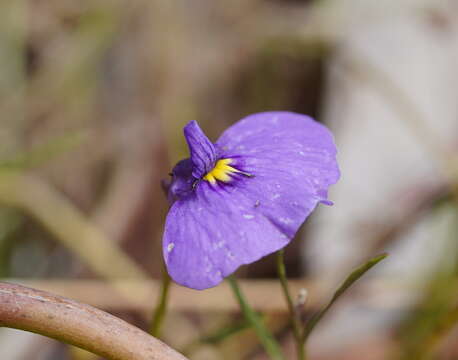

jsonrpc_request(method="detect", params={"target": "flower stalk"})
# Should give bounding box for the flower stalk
[150,269,172,337]
[276,249,305,360]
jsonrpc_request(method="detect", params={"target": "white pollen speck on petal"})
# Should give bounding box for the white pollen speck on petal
[271,193,280,200]
[167,243,175,252]
[213,240,226,250]
[299,151,305,156]
[243,214,254,219]
[279,217,293,225]
[204,256,212,273]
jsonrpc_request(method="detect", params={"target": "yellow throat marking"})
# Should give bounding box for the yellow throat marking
[203,158,239,184]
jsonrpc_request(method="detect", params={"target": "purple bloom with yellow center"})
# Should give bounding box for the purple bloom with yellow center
[163,111,340,290]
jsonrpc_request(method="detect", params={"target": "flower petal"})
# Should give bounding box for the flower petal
[217,111,340,210]
[184,120,217,178]
[164,112,339,290]
[163,182,290,290]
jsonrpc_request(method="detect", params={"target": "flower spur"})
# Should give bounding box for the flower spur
[163,111,340,290]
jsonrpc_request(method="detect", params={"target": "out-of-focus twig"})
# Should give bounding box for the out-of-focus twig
[0,171,149,306]
[6,278,425,312]
[0,170,146,278]
[0,282,188,360]
[369,182,451,252]
[9,278,321,312]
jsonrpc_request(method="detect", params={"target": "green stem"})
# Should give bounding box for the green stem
[149,270,171,337]
[228,275,284,360]
[276,250,305,360]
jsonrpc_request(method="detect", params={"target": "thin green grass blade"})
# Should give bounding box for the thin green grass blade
[303,253,388,342]
[181,314,264,356]
[201,318,252,344]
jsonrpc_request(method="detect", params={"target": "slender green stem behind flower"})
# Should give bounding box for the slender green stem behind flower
[228,275,284,360]
[150,270,172,337]
[276,250,305,360]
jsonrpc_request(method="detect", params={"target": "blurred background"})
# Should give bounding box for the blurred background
[1,0,458,359]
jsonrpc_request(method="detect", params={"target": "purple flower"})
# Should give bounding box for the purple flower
[163,112,340,290]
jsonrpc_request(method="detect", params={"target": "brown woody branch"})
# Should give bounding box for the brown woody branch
[0,282,188,360]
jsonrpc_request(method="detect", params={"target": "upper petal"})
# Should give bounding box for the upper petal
[184,120,217,178]
[216,111,340,207]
